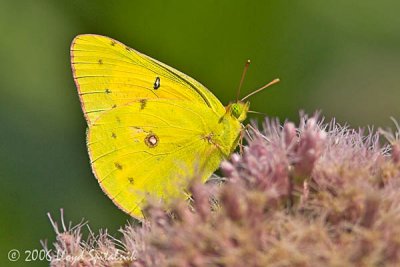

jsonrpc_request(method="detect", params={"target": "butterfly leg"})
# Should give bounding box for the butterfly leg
[238,124,252,155]
[238,123,266,155]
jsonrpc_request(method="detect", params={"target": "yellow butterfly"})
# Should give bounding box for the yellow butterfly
[71,34,261,218]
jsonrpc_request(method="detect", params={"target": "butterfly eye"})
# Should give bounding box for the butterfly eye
[153,77,161,90]
[230,102,249,122]
[231,103,242,119]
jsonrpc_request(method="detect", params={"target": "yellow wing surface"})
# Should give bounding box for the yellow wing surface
[88,99,241,217]
[71,34,248,218]
[71,34,225,124]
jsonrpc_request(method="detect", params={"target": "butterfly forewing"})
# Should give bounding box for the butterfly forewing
[71,34,225,125]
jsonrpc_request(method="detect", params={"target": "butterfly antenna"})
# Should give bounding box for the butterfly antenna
[248,110,267,116]
[236,59,251,101]
[241,78,280,101]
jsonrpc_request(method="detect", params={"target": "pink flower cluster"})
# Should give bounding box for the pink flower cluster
[47,115,400,267]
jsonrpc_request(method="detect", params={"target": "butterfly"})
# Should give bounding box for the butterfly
[71,34,257,218]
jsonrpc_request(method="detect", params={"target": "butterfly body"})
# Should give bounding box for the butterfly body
[71,35,248,218]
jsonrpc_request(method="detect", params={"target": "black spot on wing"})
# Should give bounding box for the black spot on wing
[139,99,147,110]
[105,89,111,94]
[128,177,134,184]
[114,162,123,170]
[98,59,103,65]
[111,132,117,139]
[153,77,160,90]
[110,41,116,46]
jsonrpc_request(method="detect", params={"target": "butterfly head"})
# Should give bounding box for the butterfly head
[227,101,250,122]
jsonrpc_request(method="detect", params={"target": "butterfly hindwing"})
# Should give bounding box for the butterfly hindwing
[87,99,231,217]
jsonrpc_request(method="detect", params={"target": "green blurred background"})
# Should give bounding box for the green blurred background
[1,0,399,266]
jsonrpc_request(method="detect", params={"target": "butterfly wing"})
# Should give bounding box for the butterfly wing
[71,34,225,125]
[88,99,239,218]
